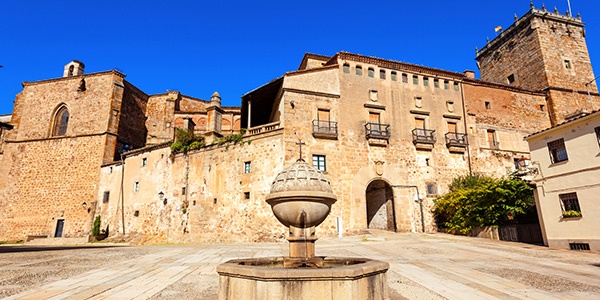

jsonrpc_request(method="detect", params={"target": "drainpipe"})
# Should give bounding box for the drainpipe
[391,185,424,233]
[460,80,473,175]
[119,152,126,235]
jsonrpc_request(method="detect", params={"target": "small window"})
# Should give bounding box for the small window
[548,138,568,163]
[134,182,140,192]
[368,68,374,78]
[343,64,350,73]
[391,71,397,81]
[559,192,581,216]
[423,77,429,86]
[244,192,250,200]
[507,74,515,84]
[539,104,545,111]
[569,243,590,251]
[434,79,440,88]
[109,167,113,174]
[402,73,408,83]
[142,158,147,167]
[379,69,386,79]
[564,60,572,69]
[214,198,217,204]
[356,65,363,75]
[426,183,437,196]
[103,191,110,203]
[312,155,326,172]
[513,158,521,170]
[484,101,491,109]
[447,122,457,133]
[454,82,459,91]
[412,75,419,85]
[244,161,251,174]
[595,126,600,147]
[425,158,430,166]
[487,130,498,148]
[182,187,186,195]
[52,106,70,136]
[444,80,449,90]
[134,210,140,217]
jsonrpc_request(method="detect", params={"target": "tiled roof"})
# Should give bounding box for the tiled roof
[525,109,600,140]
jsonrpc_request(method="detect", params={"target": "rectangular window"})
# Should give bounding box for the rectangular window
[434,79,440,88]
[507,74,515,84]
[444,80,449,89]
[570,243,590,251]
[369,112,381,133]
[182,187,186,195]
[244,161,251,174]
[318,109,330,122]
[560,192,581,214]
[447,122,457,133]
[368,68,374,77]
[423,77,429,86]
[312,155,326,172]
[244,192,250,200]
[564,60,572,69]
[402,73,408,83]
[412,75,419,85]
[595,126,600,147]
[485,101,491,109]
[103,191,110,203]
[426,183,437,196]
[415,118,426,130]
[356,66,363,75]
[134,182,139,192]
[142,157,147,167]
[548,138,568,163]
[379,69,386,79]
[343,64,350,73]
[487,130,498,148]
[454,82,459,91]
[391,71,397,81]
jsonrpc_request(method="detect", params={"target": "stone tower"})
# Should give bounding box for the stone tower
[476,3,599,125]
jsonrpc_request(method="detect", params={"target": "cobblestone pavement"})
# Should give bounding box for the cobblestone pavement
[1,231,599,299]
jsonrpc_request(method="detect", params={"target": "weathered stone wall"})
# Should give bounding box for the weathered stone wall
[146,92,178,145]
[116,82,149,154]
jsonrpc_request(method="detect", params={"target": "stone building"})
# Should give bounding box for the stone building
[526,110,600,253]
[0,5,597,243]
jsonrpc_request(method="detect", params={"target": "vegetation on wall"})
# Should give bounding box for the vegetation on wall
[170,128,205,153]
[92,215,101,237]
[217,128,247,146]
[433,174,534,234]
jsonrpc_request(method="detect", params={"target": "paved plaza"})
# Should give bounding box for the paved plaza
[1,231,599,299]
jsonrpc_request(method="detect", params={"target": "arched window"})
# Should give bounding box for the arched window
[68,65,74,76]
[53,106,69,136]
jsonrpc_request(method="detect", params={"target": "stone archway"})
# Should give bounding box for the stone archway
[366,180,396,231]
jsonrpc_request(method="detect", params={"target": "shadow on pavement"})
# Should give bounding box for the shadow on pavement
[0,245,128,253]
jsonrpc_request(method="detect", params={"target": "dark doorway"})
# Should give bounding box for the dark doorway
[54,220,64,238]
[366,180,396,231]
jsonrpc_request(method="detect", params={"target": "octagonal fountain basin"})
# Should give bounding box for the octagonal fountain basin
[217,256,389,300]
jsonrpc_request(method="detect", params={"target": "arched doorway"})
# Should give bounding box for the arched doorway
[366,180,396,231]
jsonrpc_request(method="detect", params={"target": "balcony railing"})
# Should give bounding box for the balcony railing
[312,120,338,139]
[445,132,468,147]
[365,122,390,139]
[247,121,281,136]
[412,128,436,144]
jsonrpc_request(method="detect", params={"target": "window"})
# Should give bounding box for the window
[103,191,110,203]
[391,71,397,81]
[548,138,568,163]
[539,104,545,111]
[444,80,449,90]
[356,65,363,75]
[52,106,69,136]
[484,101,491,109]
[564,60,572,69]
[402,73,408,83]
[560,192,581,216]
[182,187,186,195]
[487,130,498,148]
[507,74,515,84]
[454,82,459,91]
[318,109,330,122]
[595,126,600,147]
[415,118,426,130]
[244,192,250,200]
[368,68,374,78]
[134,210,140,217]
[379,69,386,79]
[426,183,437,196]
[134,182,140,192]
[244,161,251,174]
[434,79,440,88]
[423,77,429,86]
[447,122,457,133]
[412,75,419,85]
[142,158,147,167]
[312,155,326,172]
[570,243,590,251]
[343,64,350,73]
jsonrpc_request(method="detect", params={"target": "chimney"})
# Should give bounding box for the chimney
[463,70,475,79]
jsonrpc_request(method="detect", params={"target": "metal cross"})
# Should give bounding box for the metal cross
[295,139,306,161]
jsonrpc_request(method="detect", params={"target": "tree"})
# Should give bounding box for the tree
[433,174,534,234]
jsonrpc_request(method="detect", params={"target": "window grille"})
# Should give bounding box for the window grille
[548,138,568,163]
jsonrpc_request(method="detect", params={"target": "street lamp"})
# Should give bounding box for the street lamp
[585,75,600,111]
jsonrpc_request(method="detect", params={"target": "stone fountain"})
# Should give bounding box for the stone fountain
[217,149,389,299]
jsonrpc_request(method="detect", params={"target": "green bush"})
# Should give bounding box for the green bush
[92,215,101,236]
[433,174,534,234]
[170,129,205,154]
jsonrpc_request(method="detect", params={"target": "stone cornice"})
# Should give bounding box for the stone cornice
[22,70,126,87]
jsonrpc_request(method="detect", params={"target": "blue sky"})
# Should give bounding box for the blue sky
[1,1,600,115]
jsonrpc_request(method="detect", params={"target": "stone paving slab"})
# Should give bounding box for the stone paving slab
[1,232,599,299]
